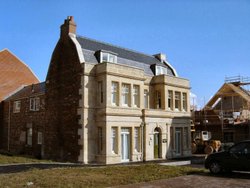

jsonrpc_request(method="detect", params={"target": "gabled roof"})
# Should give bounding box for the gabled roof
[5,82,45,101]
[205,83,250,109]
[0,49,39,101]
[76,36,176,76]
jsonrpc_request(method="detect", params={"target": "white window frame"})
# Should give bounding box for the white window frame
[111,82,118,106]
[30,97,40,111]
[156,65,168,75]
[13,100,21,113]
[122,83,130,107]
[133,85,139,108]
[100,52,117,63]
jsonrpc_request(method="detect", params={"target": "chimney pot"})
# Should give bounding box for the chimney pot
[60,16,77,38]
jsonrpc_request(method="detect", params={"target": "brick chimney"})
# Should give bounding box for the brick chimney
[60,16,76,38]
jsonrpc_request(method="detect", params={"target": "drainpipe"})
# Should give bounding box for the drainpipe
[7,100,11,151]
[140,122,144,161]
[141,109,146,162]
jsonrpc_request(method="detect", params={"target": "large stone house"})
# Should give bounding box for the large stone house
[44,16,191,164]
[1,16,192,164]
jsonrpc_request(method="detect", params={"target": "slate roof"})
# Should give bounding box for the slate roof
[76,36,175,76]
[0,49,39,101]
[5,82,45,101]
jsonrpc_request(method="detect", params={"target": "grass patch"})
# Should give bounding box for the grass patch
[0,164,206,187]
[0,154,52,164]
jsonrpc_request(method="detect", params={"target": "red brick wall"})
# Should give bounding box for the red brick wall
[44,35,82,162]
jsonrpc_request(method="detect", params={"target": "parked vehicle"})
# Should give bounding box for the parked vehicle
[205,140,250,174]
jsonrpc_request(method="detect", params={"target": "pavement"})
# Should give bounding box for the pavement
[112,172,250,188]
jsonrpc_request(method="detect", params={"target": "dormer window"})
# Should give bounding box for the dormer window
[156,65,168,75]
[100,51,117,63]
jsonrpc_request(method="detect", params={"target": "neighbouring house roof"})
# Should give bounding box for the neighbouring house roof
[76,36,176,76]
[0,49,39,101]
[205,83,250,109]
[5,82,45,101]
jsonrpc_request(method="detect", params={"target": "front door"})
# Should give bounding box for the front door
[175,128,181,156]
[154,128,161,159]
[121,128,130,162]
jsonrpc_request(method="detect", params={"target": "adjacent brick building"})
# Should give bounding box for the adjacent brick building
[0,49,39,101]
[0,83,45,157]
[0,49,39,151]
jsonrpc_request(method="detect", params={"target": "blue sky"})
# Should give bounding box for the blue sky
[0,0,250,108]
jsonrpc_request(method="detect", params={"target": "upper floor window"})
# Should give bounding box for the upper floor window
[156,65,168,75]
[13,100,21,113]
[30,97,40,111]
[155,90,162,109]
[133,85,139,108]
[122,83,130,107]
[101,52,117,63]
[182,93,187,111]
[98,81,104,104]
[175,92,181,111]
[144,90,149,109]
[168,90,173,110]
[111,82,119,106]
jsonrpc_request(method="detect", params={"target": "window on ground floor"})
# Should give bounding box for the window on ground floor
[111,127,118,154]
[98,127,103,154]
[37,132,42,145]
[134,127,140,152]
[27,127,32,146]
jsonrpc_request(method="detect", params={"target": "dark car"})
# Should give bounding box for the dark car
[205,140,250,174]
